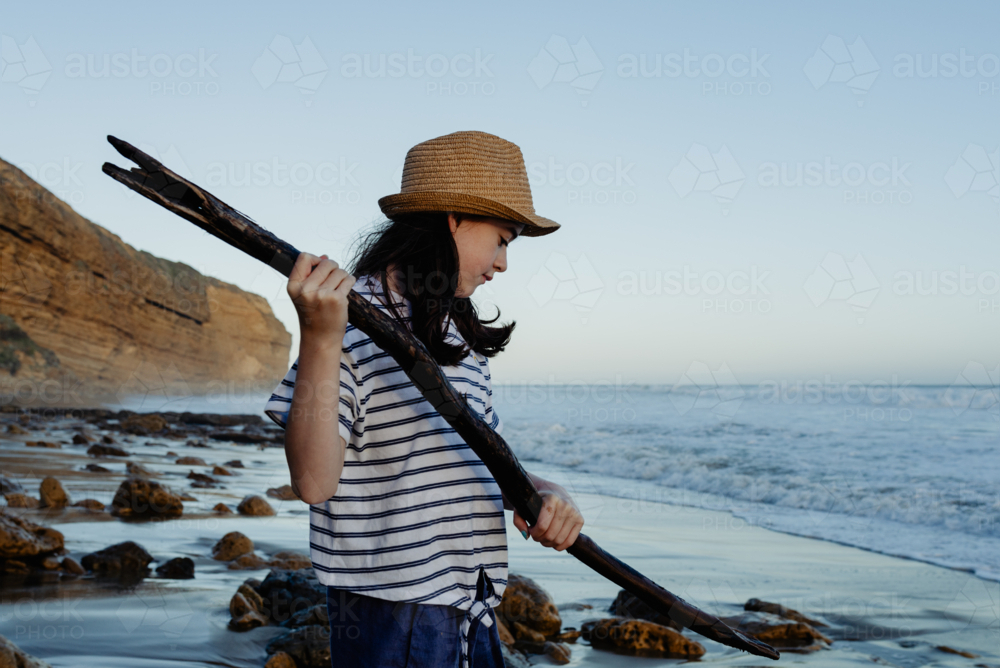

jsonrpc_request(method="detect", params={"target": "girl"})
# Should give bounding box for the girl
[264,131,584,668]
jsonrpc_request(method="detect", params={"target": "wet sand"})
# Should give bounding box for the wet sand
[2,412,998,667]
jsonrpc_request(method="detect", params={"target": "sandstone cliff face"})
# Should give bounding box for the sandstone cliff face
[0,158,291,406]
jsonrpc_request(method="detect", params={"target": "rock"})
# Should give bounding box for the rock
[175,456,207,466]
[41,555,62,569]
[39,476,69,508]
[3,493,39,508]
[60,557,85,575]
[213,531,254,561]
[745,598,827,627]
[263,652,297,668]
[721,611,832,652]
[0,512,64,560]
[126,462,155,477]
[2,559,29,574]
[26,440,60,448]
[178,492,198,502]
[230,583,269,631]
[0,633,54,667]
[499,643,532,668]
[87,443,130,457]
[121,414,168,435]
[281,603,329,629]
[0,476,23,495]
[187,470,218,485]
[6,423,29,434]
[558,602,592,611]
[496,617,515,645]
[497,573,562,637]
[80,540,153,578]
[101,434,116,444]
[267,485,300,501]
[237,495,276,516]
[552,628,581,643]
[936,645,979,659]
[265,626,331,668]
[256,568,327,625]
[210,430,270,444]
[511,621,545,642]
[223,459,244,468]
[156,556,195,579]
[512,640,572,664]
[213,503,233,514]
[229,553,269,570]
[109,478,184,518]
[609,589,682,630]
[212,465,233,476]
[72,433,94,444]
[82,463,112,473]
[71,499,105,511]
[582,618,705,659]
[267,551,311,570]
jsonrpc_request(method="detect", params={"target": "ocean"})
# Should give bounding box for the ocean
[490,380,1000,582]
[115,378,1000,583]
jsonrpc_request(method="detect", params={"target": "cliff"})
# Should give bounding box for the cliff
[0,158,291,406]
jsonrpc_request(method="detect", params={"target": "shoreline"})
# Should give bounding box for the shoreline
[1,408,998,666]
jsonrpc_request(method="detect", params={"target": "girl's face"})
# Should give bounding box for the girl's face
[448,213,524,298]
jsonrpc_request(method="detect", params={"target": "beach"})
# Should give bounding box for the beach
[1,406,997,667]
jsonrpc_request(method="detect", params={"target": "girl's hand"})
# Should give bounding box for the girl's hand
[287,253,356,342]
[512,489,584,552]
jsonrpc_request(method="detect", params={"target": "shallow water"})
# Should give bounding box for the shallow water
[1,405,997,666]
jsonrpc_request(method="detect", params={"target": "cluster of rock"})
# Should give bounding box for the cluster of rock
[1,409,295,548]
[3,406,285,445]
[213,531,310,572]
[0,509,189,582]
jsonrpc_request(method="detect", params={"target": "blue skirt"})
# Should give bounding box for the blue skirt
[325,570,506,668]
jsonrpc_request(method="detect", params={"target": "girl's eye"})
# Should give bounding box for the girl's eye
[499,237,508,248]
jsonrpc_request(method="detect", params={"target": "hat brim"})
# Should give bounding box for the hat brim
[378,191,560,237]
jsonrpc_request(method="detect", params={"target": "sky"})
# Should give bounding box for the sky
[2,0,998,387]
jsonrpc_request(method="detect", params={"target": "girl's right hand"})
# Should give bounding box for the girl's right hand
[287,253,356,341]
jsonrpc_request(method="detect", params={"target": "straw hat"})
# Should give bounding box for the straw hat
[378,130,560,237]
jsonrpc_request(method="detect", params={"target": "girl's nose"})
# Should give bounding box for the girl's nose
[494,246,508,273]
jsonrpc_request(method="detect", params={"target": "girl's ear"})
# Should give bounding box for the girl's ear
[447,212,460,234]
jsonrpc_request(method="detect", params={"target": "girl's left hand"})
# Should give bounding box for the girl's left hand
[512,489,584,551]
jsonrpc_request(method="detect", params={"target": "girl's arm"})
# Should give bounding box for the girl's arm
[284,337,348,504]
[282,252,356,505]
[504,472,584,552]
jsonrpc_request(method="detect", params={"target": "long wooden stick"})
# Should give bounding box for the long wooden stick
[101,135,779,660]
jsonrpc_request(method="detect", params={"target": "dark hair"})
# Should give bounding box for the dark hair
[347,211,515,366]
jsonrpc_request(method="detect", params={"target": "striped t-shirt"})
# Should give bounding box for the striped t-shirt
[263,274,508,614]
